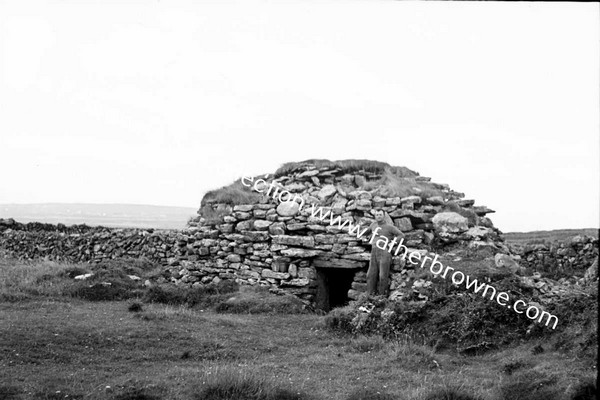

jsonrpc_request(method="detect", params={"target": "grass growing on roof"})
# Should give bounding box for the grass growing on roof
[201,178,264,207]
[200,159,436,208]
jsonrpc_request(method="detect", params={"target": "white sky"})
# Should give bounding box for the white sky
[0,0,598,232]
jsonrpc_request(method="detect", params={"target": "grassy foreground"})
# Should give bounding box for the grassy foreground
[0,258,597,400]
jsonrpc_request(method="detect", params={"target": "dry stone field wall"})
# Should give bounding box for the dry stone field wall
[0,219,182,264]
[509,235,598,283]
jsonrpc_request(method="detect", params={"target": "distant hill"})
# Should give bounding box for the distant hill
[504,228,599,244]
[0,203,198,230]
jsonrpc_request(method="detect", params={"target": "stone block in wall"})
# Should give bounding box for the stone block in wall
[237,269,260,279]
[347,289,361,300]
[341,253,370,261]
[347,199,372,211]
[280,278,310,287]
[202,239,218,247]
[252,250,270,258]
[353,271,367,282]
[227,254,242,263]
[253,210,267,218]
[345,246,364,254]
[317,185,337,201]
[246,260,267,268]
[313,258,364,269]
[280,248,322,258]
[385,197,401,206]
[332,243,346,254]
[218,224,234,233]
[233,246,246,255]
[351,282,367,291]
[253,220,272,231]
[331,197,348,214]
[270,243,288,252]
[288,264,298,277]
[297,267,316,280]
[307,224,326,232]
[394,218,413,232]
[287,223,307,231]
[277,202,300,217]
[235,212,252,220]
[268,222,286,235]
[234,205,254,212]
[235,221,253,232]
[314,234,335,245]
[261,269,290,280]
[243,232,270,242]
[414,223,433,231]
[272,235,315,248]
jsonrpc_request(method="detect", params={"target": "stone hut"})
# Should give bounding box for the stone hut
[185,159,505,310]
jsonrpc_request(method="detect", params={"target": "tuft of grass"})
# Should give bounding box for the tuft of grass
[113,387,163,400]
[0,258,87,299]
[191,367,313,400]
[143,280,240,308]
[361,169,445,200]
[349,335,386,353]
[345,388,397,400]
[274,159,399,177]
[0,385,22,400]
[201,178,263,206]
[570,379,597,400]
[214,286,307,314]
[390,339,440,372]
[324,304,357,333]
[0,257,162,302]
[496,370,562,400]
[199,204,232,225]
[421,387,482,400]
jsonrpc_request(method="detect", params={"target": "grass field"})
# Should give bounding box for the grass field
[503,229,598,245]
[0,258,597,400]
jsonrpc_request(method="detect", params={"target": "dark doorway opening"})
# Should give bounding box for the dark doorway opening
[315,268,358,312]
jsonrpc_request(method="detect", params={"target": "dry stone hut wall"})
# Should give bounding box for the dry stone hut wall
[185,163,506,309]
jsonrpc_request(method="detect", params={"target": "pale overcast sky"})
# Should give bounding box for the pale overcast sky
[0,1,598,232]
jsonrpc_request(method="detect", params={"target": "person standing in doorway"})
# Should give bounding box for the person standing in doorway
[365,209,405,296]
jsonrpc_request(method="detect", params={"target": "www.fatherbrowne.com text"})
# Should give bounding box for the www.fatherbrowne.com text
[241,175,559,329]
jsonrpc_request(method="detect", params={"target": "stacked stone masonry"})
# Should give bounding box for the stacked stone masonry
[0,164,515,306]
